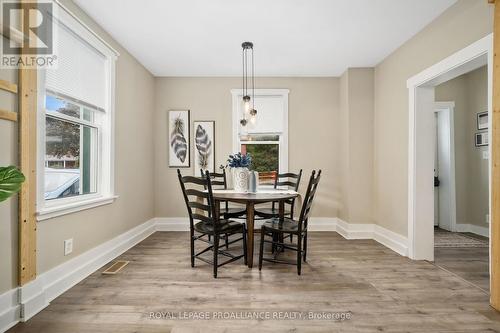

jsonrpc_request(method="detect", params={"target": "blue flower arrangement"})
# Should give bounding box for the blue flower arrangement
[227,152,252,168]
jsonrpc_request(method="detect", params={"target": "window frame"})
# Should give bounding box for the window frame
[231,89,289,173]
[36,1,119,221]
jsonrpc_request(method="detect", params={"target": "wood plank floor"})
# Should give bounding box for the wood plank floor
[9,232,500,333]
[434,231,490,292]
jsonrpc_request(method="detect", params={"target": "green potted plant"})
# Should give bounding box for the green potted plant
[0,166,25,202]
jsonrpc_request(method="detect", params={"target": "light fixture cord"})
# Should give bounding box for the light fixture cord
[252,46,255,110]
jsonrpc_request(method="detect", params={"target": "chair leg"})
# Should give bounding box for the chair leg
[243,227,248,265]
[271,232,277,253]
[297,235,302,276]
[213,234,219,278]
[225,233,229,249]
[303,231,308,263]
[259,228,265,270]
[190,230,195,267]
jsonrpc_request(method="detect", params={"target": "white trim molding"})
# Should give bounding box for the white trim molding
[455,224,490,238]
[36,0,119,222]
[0,288,20,332]
[155,217,408,256]
[18,218,156,322]
[406,33,493,260]
[37,195,118,221]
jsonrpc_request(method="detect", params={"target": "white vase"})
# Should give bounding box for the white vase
[232,167,249,192]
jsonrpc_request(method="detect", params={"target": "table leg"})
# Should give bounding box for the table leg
[279,200,285,251]
[214,200,220,221]
[279,201,285,222]
[246,202,255,268]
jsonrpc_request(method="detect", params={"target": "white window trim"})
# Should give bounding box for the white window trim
[36,1,119,221]
[231,89,289,173]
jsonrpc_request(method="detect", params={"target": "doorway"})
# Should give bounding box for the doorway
[434,102,457,232]
[432,67,490,291]
[407,34,492,262]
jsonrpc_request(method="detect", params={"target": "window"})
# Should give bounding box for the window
[44,94,98,200]
[232,89,289,184]
[37,3,118,220]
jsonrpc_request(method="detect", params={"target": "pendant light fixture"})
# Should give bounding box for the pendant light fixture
[240,41,256,127]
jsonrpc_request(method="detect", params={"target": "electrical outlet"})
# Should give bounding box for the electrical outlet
[64,238,73,256]
[486,214,490,225]
[482,151,489,160]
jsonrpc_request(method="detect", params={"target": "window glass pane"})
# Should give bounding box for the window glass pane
[45,94,81,120]
[239,134,279,142]
[45,116,97,200]
[241,143,279,174]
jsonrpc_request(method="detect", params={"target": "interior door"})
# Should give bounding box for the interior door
[434,113,439,226]
[435,109,453,231]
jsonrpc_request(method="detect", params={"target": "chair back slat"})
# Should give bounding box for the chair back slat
[188,201,211,212]
[274,169,302,191]
[276,180,298,188]
[178,170,219,229]
[271,169,302,211]
[279,172,301,179]
[185,188,209,199]
[192,213,213,223]
[298,170,322,232]
[201,169,227,190]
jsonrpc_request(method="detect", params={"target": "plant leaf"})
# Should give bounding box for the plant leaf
[0,166,25,202]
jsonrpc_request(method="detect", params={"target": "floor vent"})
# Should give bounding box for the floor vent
[102,260,129,275]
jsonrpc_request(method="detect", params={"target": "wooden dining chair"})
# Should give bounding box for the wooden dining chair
[258,170,321,275]
[178,170,247,278]
[254,170,302,220]
[201,169,246,219]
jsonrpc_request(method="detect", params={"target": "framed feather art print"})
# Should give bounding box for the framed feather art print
[194,121,215,176]
[169,110,190,167]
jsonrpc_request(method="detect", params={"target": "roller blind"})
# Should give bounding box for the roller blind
[46,19,107,110]
[239,95,285,134]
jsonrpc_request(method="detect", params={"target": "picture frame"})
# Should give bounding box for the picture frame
[193,121,215,176]
[475,132,488,147]
[477,111,488,130]
[168,110,190,167]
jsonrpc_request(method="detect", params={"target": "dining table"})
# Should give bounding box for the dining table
[212,189,299,268]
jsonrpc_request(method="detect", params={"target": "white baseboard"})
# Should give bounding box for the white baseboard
[334,218,408,256]
[0,288,20,333]
[154,217,338,232]
[155,217,189,231]
[18,218,157,323]
[154,217,408,256]
[373,225,409,256]
[455,223,489,238]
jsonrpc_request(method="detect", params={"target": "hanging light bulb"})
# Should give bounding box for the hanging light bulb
[249,114,257,125]
[243,95,251,114]
[240,41,255,126]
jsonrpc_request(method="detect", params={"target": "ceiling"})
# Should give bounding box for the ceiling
[74,0,457,77]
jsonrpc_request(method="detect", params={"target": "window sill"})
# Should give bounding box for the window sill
[37,195,118,221]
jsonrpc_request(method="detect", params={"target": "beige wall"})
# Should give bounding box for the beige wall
[435,65,489,229]
[0,0,494,294]
[0,39,19,293]
[154,77,340,218]
[338,68,374,224]
[373,0,493,236]
[0,0,156,293]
